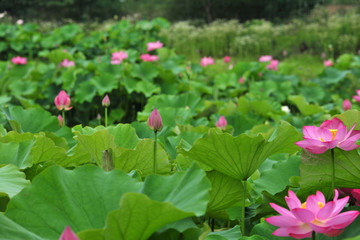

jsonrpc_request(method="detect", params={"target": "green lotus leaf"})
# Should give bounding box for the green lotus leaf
[5,165,143,239]
[288,95,323,116]
[0,214,42,240]
[182,121,300,180]
[0,164,30,198]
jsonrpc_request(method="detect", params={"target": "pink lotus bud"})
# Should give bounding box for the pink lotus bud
[147,108,163,132]
[140,53,159,62]
[216,116,227,130]
[343,99,352,111]
[147,40,163,52]
[55,90,72,111]
[59,226,79,240]
[324,59,333,67]
[102,94,110,107]
[11,56,27,65]
[97,113,101,120]
[60,59,75,67]
[283,50,287,56]
[321,52,326,58]
[58,115,63,127]
[354,90,360,102]
[238,77,244,84]
[266,59,279,71]
[258,55,272,62]
[224,56,231,63]
[258,72,262,77]
[200,56,214,67]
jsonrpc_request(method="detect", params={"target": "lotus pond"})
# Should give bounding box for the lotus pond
[1,18,360,240]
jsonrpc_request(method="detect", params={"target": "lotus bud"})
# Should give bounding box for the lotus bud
[147,108,163,132]
[58,115,63,127]
[343,99,352,111]
[216,116,227,130]
[59,226,79,240]
[102,94,110,107]
[54,90,72,111]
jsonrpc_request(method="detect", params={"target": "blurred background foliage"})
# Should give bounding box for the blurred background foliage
[1,0,359,23]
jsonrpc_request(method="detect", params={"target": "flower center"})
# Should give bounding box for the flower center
[320,129,338,142]
[300,202,324,209]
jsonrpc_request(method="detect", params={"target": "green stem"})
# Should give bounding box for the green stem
[153,131,158,174]
[331,148,335,194]
[105,107,108,127]
[241,179,247,236]
[312,231,316,240]
[62,110,65,127]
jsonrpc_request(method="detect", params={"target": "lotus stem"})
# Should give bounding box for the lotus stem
[312,231,316,240]
[331,148,335,195]
[105,107,108,127]
[62,110,65,127]
[153,131,158,174]
[241,179,247,236]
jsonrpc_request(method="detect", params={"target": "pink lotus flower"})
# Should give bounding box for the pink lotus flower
[55,90,72,111]
[258,72,262,77]
[140,54,159,62]
[266,189,359,238]
[216,116,227,130]
[102,94,110,107]
[111,51,128,65]
[353,90,360,102]
[224,56,231,63]
[11,56,27,65]
[238,77,244,84]
[342,99,352,111]
[295,117,360,154]
[60,59,75,67]
[259,55,272,62]
[58,115,63,127]
[324,60,333,67]
[266,59,279,71]
[147,108,163,132]
[59,226,79,240]
[339,188,360,206]
[200,56,214,67]
[147,40,163,52]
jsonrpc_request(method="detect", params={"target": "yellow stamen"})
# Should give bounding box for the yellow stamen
[329,129,338,140]
[318,202,324,208]
[301,202,306,209]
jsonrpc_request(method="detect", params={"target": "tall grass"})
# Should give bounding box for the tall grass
[161,6,360,60]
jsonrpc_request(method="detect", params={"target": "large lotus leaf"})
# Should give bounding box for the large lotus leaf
[288,95,324,116]
[130,62,159,81]
[9,80,37,97]
[299,148,360,197]
[141,163,211,215]
[182,121,300,180]
[5,165,143,240]
[74,80,97,103]
[73,129,116,166]
[31,134,68,165]
[122,76,160,97]
[252,155,300,195]
[90,73,118,96]
[250,222,293,240]
[206,171,247,214]
[317,67,348,85]
[214,72,238,90]
[2,106,59,133]
[78,193,193,240]
[334,110,360,131]
[114,139,170,176]
[0,164,30,198]
[205,226,243,240]
[0,214,42,240]
[0,124,7,136]
[140,92,204,117]
[0,140,34,169]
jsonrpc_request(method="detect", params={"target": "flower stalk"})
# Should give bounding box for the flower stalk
[241,179,247,236]
[153,131,158,174]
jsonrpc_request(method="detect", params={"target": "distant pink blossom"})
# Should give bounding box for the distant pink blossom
[259,55,272,62]
[258,72,262,77]
[228,64,234,70]
[295,117,360,154]
[140,53,159,62]
[266,60,279,71]
[57,115,63,127]
[224,56,231,63]
[147,40,163,52]
[16,19,23,25]
[353,90,360,102]
[102,94,110,107]
[216,116,227,130]
[266,189,359,238]
[342,99,352,111]
[283,50,287,56]
[324,60,333,67]
[200,56,214,67]
[111,51,128,65]
[11,56,27,65]
[322,52,326,59]
[60,59,75,67]
[238,77,244,84]
[59,226,79,240]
